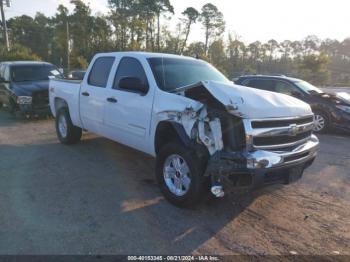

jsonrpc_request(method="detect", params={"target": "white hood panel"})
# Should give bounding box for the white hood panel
[200,81,313,119]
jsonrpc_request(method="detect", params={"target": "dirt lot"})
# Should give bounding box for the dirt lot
[0,108,350,255]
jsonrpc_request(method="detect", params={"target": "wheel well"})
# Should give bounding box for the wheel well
[54,98,68,114]
[312,107,330,120]
[154,121,190,155]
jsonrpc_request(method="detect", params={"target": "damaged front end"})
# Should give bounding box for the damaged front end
[156,81,319,197]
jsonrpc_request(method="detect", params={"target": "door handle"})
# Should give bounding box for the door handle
[81,92,90,96]
[106,97,118,103]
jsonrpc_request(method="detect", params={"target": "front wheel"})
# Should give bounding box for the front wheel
[156,143,209,208]
[55,108,82,144]
[313,110,329,133]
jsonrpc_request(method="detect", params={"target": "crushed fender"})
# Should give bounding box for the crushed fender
[157,104,224,155]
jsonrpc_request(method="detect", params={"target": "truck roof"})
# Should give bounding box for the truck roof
[95,51,198,60]
[0,61,54,66]
[237,74,302,83]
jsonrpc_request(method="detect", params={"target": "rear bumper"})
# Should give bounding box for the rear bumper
[205,135,319,189]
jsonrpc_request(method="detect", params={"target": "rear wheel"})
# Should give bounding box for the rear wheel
[156,143,209,208]
[313,110,329,133]
[55,108,82,144]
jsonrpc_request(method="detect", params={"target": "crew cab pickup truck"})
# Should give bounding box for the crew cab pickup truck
[49,52,319,207]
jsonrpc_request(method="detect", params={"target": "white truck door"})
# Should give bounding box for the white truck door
[104,56,153,152]
[80,56,115,134]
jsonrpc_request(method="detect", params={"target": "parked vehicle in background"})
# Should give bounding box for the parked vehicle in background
[0,61,62,116]
[235,75,350,133]
[68,70,86,80]
[49,52,319,207]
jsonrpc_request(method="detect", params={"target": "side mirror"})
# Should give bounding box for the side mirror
[118,77,149,95]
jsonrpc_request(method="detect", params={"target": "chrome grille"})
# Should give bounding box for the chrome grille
[251,116,314,128]
[32,90,49,108]
[243,115,314,150]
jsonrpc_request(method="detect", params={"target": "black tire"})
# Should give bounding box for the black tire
[55,107,82,144]
[156,142,209,208]
[313,110,329,133]
[0,101,3,109]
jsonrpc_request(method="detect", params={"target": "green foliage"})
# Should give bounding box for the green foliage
[208,39,227,75]
[180,7,199,54]
[200,3,225,54]
[0,44,41,61]
[70,55,88,69]
[4,1,350,85]
[298,53,330,85]
[184,42,207,60]
[7,13,52,61]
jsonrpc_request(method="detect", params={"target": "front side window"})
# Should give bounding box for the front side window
[274,81,299,96]
[10,64,61,82]
[113,57,148,90]
[88,57,115,87]
[148,57,230,92]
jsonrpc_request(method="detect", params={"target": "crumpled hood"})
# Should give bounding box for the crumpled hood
[198,80,313,119]
[312,91,350,106]
[12,81,49,96]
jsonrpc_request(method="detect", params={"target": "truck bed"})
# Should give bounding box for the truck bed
[49,78,82,127]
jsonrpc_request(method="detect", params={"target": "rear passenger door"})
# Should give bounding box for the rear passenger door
[80,56,115,134]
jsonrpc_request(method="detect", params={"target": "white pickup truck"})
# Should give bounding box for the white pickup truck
[49,52,319,207]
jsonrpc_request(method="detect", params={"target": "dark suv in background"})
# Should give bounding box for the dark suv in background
[235,75,350,133]
[0,61,62,116]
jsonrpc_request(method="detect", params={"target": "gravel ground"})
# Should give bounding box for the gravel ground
[0,108,349,255]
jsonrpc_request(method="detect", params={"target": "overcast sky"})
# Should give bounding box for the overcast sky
[4,0,350,43]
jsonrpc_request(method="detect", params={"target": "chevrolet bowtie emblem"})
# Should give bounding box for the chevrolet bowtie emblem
[289,124,298,136]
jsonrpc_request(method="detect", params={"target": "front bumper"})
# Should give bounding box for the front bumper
[205,135,319,190]
[245,134,319,169]
[18,103,51,115]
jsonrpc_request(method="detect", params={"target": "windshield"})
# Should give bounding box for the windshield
[148,57,230,92]
[11,65,61,82]
[294,80,323,94]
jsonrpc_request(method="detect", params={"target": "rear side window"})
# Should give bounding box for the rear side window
[245,79,275,92]
[88,57,115,87]
[113,57,148,90]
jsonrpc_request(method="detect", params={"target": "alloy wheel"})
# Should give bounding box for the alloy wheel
[163,154,191,196]
[314,114,325,132]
